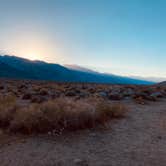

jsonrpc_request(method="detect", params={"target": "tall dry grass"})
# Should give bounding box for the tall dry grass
[0,94,17,127]
[0,96,128,134]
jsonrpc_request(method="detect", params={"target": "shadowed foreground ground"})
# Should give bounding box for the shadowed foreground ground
[0,99,166,166]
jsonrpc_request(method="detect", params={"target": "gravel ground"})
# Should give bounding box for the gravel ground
[0,99,166,166]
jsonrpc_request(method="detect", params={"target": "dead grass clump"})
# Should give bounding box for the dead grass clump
[95,100,128,124]
[9,105,44,134]
[10,98,96,133]
[0,94,16,106]
[134,96,146,105]
[0,95,17,127]
[57,99,96,130]
[9,98,128,134]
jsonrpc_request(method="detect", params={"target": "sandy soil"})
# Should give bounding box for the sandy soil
[0,99,166,166]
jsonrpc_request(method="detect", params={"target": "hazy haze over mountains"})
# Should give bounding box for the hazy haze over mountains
[65,64,165,83]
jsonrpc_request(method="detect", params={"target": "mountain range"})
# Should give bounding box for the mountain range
[0,55,154,85]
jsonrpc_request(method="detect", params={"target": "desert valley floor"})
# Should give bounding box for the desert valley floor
[0,80,166,166]
[0,99,166,166]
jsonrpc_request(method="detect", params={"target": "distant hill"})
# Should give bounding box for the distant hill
[0,55,153,85]
[65,64,98,74]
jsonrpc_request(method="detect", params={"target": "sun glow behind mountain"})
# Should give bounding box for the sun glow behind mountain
[1,29,65,63]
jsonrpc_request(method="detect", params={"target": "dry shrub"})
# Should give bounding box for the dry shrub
[9,98,128,134]
[0,95,17,127]
[10,98,96,133]
[10,105,40,134]
[0,94,16,106]
[57,98,96,130]
[134,96,146,105]
[107,103,128,118]
[95,100,128,125]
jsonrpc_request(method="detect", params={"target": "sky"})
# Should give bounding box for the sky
[0,0,166,80]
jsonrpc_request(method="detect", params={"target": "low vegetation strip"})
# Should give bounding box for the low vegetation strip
[0,95,128,134]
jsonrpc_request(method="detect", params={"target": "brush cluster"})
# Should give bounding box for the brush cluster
[0,94,127,134]
[0,80,165,105]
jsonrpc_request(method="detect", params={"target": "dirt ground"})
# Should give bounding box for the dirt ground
[0,99,166,166]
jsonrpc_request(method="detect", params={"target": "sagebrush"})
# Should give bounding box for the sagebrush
[0,95,128,134]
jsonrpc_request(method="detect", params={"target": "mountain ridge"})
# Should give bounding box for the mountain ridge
[0,55,154,85]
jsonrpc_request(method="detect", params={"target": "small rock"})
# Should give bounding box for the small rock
[31,96,47,103]
[39,89,49,96]
[89,133,97,137]
[50,91,61,99]
[65,90,77,97]
[98,91,107,98]
[108,92,123,100]
[150,92,163,98]
[48,131,52,135]
[22,93,32,100]
[79,92,89,98]
[19,84,27,89]
[123,88,135,97]
[88,87,96,93]
[74,158,88,166]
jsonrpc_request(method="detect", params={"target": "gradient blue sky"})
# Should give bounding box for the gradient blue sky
[0,0,165,80]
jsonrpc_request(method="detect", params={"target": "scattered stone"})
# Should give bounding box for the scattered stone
[65,90,77,96]
[123,88,135,97]
[98,91,107,98]
[79,92,90,98]
[89,133,97,137]
[50,92,61,99]
[88,87,96,93]
[48,131,52,136]
[108,91,123,100]
[22,93,32,100]
[74,158,89,166]
[150,92,163,98]
[39,89,49,96]
[19,84,27,89]
[31,96,47,103]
